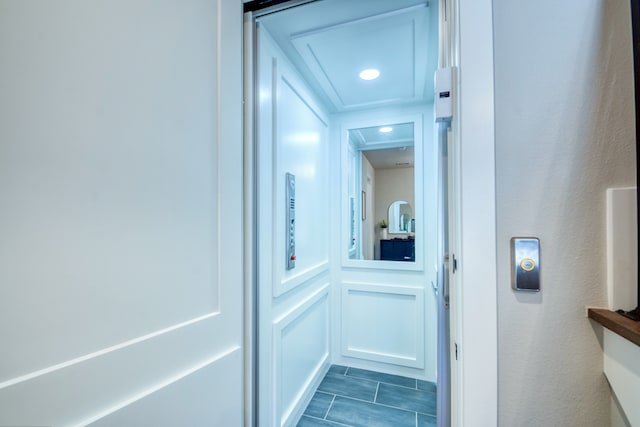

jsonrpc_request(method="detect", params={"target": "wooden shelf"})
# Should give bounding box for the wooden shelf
[588,308,640,346]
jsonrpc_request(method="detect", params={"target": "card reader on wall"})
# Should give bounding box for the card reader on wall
[511,237,540,291]
[435,67,454,122]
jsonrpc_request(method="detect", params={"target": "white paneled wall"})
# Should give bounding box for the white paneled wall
[276,284,330,425]
[0,1,243,425]
[341,283,424,368]
[257,28,331,427]
[331,106,438,383]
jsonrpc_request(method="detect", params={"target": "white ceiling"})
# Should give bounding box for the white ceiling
[258,0,436,113]
[350,122,414,148]
[364,147,415,170]
[350,122,415,169]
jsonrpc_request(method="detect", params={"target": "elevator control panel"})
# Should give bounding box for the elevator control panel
[511,237,540,291]
[286,173,296,270]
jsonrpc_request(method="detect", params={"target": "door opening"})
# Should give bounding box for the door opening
[244,0,449,425]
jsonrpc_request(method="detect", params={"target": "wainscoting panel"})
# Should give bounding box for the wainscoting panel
[274,284,330,427]
[257,25,332,426]
[88,348,242,427]
[341,282,425,368]
[271,66,330,298]
[0,313,240,426]
[279,261,330,298]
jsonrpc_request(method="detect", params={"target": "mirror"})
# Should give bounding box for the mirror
[388,201,413,233]
[345,120,417,262]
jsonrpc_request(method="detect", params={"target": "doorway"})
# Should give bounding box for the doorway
[245,1,447,425]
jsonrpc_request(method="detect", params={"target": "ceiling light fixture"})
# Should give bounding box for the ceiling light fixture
[379,126,393,133]
[359,69,380,81]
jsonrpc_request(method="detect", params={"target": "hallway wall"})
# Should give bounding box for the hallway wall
[493,0,636,425]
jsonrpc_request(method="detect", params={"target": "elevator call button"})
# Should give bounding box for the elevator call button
[511,238,540,291]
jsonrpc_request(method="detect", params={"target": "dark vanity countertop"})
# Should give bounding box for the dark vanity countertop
[588,307,640,346]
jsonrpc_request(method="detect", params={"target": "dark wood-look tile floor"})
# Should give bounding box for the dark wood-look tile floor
[297,365,437,427]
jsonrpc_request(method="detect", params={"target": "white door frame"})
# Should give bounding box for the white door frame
[446,0,498,425]
[243,10,258,427]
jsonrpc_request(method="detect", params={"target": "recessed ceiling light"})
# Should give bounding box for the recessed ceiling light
[379,126,393,133]
[359,69,380,81]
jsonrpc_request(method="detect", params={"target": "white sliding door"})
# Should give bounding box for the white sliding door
[0,1,244,425]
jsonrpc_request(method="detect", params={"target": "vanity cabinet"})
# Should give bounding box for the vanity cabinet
[380,239,415,262]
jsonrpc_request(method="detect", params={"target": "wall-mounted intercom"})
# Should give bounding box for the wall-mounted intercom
[286,173,296,270]
[435,67,454,122]
[511,237,540,291]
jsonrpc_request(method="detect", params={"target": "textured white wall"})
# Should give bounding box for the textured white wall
[493,0,636,425]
